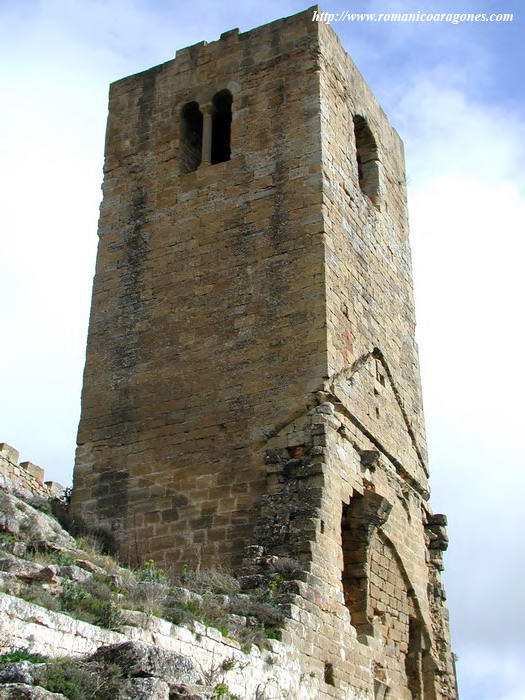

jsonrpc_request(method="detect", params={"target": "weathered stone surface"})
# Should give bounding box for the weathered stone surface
[0,542,26,559]
[0,593,127,658]
[0,492,74,549]
[0,661,36,685]
[169,684,211,700]
[90,641,198,684]
[120,677,170,700]
[56,565,92,583]
[0,591,314,698]
[0,560,58,584]
[170,587,203,607]
[73,560,105,575]
[0,685,65,699]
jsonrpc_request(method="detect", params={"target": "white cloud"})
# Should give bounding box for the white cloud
[389,77,525,697]
[458,647,525,700]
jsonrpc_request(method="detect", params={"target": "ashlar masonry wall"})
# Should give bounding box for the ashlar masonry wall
[72,8,328,568]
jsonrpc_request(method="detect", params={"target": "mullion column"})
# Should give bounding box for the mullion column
[201,103,214,166]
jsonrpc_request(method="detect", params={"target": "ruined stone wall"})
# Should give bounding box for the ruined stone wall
[72,8,328,567]
[251,399,455,698]
[0,443,63,503]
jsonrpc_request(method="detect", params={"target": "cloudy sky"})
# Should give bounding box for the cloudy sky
[0,1,523,697]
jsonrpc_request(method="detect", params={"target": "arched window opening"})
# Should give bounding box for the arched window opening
[341,495,372,636]
[353,115,380,205]
[341,491,392,637]
[406,617,424,698]
[211,89,232,164]
[180,101,203,174]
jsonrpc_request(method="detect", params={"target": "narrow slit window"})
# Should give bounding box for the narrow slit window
[353,115,380,205]
[180,101,203,174]
[211,89,232,164]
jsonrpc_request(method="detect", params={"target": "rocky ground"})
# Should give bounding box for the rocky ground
[0,487,302,699]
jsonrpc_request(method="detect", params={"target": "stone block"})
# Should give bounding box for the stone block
[0,444,19,465]
[0,685,65,699]
[90,641,198,684]
[0,662,36,685]
[121,677,170,699]
[19,463,44,484]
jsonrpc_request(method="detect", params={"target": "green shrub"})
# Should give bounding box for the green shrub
[17,584,61,612]
[39,658,124,700]
[135,558,168,584]
[212,683,238,699]
[0,533,17,545]
[164,597,230,637]
[59,579,122,629]
[163,600,200,627]
[0,649,48,664]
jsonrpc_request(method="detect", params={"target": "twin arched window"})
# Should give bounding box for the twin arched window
[180,90,232,174]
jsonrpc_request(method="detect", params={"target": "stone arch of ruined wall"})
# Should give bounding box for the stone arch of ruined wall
[240,392,455,698]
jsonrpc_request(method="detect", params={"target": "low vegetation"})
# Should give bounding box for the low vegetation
[0,490,305,698]
[0,527,298,652]
[0,649,48,664]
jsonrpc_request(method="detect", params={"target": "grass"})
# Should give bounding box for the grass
[174,566,241,595]
[9,562,286,647]
[2,509,291,650]
[0,649,48,664]
[38,658,124,700]
[59,578,123,629]
[0,533,17,546]
[12,577,123,630]
[27,548,77,567]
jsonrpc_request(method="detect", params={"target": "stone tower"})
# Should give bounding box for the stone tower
[72,6,456,697]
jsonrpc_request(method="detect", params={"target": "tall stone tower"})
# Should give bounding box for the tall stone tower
[72,7,456,697]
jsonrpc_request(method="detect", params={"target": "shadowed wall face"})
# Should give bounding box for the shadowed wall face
[72,10,327,568]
